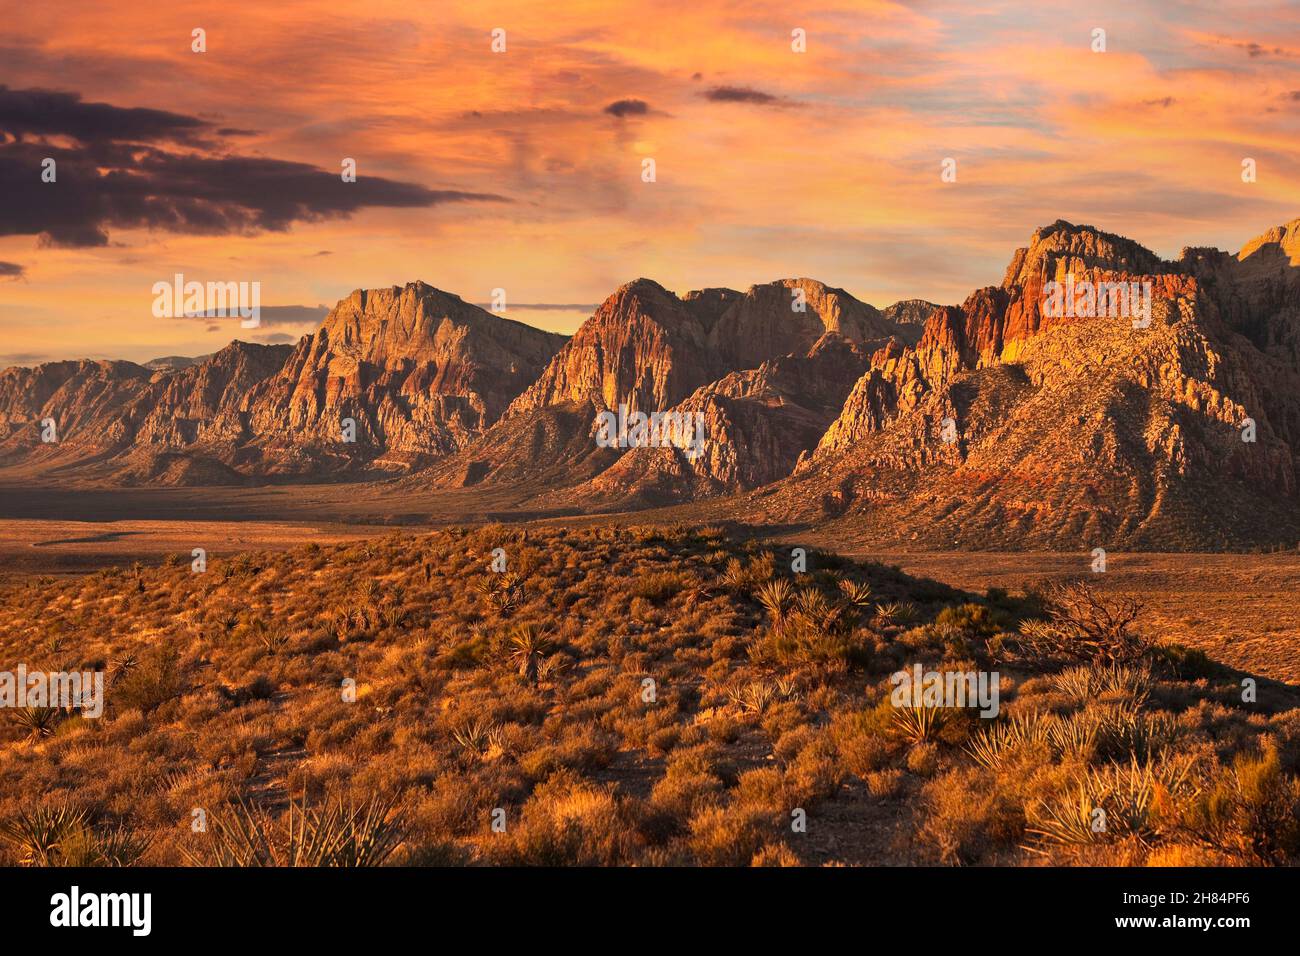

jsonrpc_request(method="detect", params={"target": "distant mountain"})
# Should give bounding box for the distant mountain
[428,277,914,502]
[743,219,1300,549]
[3,220,1300,551]
[0,283,565,483]
[143,354,210,372]
[882,299,945,326]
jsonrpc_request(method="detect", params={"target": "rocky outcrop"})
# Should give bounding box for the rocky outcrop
[0,282,567,481]
[758,219,1300,550]
[244,283,566,463]
[443,277,907,503]
[0,360,155,464]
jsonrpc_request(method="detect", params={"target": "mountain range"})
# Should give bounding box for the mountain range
[4,218,1300,550]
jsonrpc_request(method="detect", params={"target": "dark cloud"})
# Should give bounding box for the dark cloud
[181,304,330,327]
[472,302,599,311]
[1143,97,1176,108]
[604,99,649,118]
[1227,39,1294,59]
[250,332,298,344]
[700,86,793,107]
[0,86,510,247]
[0,260,24,279]
[0,85,219,146]
[0,352,48,365]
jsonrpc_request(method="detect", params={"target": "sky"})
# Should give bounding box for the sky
[1,0,1299,364]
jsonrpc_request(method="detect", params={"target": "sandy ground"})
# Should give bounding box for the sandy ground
[1,480,1297,686]
[0,519,391,574]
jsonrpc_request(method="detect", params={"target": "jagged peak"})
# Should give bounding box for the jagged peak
[1238,217,1300,264]
[1003,219,1168,288]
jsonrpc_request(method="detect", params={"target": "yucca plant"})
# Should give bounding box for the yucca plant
[9,706,61,742]
[966,712,1053,769]
[1024,755,1197,852]
[508,623,552,687]
[452,717,504,757]
[1052,666,1094,705]
[0,806,89,865]
[837,579,873,609]
[536,653,570,684]
[1045,713,1100,759]
[873,600,903,627]
[891,702,951,744]
[726,681,778,715]
[57,825,152,867]
[755,578,794,626]
[476,572,526,617]
[186,795,406,867]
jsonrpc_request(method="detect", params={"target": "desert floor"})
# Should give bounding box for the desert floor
[1,480,1296,686]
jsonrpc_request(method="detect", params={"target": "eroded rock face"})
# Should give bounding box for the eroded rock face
[0,360,155,464]
[132,341,292,447]
[0,282,566,481]
[449,277,905,502]
[244,283,567,461]
[766,219,1300,550]
[507,279,715,418]
[566,333,872,504]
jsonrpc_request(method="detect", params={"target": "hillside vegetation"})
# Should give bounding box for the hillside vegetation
[1,525,1297,866]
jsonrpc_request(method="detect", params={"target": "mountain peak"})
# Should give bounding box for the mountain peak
[1003,220,1167,288]
[1238,218,1300,264]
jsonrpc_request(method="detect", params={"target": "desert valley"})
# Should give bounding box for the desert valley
[3,218,1300,868]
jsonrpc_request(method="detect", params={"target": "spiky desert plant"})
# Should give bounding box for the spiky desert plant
[109,654,139,685]
[306,796,408,867]
[9,706,60,742]
[873,601,903,627]
[57,824,152,867]
[891,702,951,744]
[508,623,552,687]
[476,572,527,617]
[0,806,89,865]
[966,711,1054,769]
[452,717,503,757]
[187,795,406,867]
[755,578,794,626]
[536,654,571,684]
[726,681,778,715]
[1025,755,1197,851]
[837,579,873,608]
[1087,706,1177,761]
[1092,662,1153,707]
[721,557,749,592]
[1045,713,1101,759]
[1052,666,1094,705]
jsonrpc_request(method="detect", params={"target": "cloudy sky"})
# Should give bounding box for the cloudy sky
[1,0,1298,364]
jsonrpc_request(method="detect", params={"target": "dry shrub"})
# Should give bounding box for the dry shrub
[488,772,633,866]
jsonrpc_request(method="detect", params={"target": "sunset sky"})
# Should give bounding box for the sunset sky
[1,0,1299,364]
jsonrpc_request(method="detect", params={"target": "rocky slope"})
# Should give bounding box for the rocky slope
[741,219,1300,550]
[0,283,566,483]
[4,219,1300,552]
[429,278,911,501]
